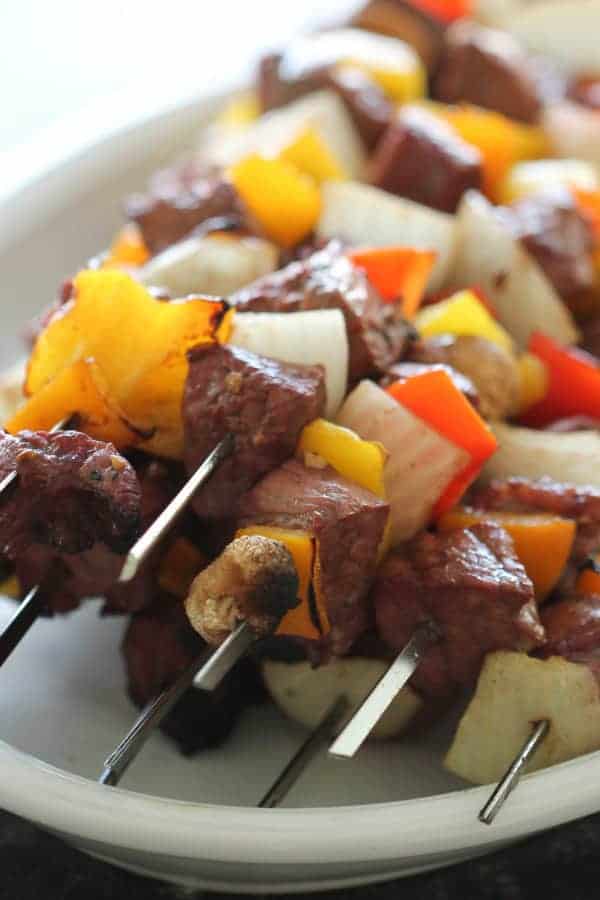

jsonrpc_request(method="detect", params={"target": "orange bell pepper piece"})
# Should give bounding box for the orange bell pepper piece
[6,358,138,448]
[228,154,321,248]
[438,508,575,600]
[158,538,208,599]
[347,247,436,317]
[25,271,227,458]
[102,224,150,270]
[576,555,600,596]
[236,525,329,641]
[386,369,497,515]
[520,332,600,426]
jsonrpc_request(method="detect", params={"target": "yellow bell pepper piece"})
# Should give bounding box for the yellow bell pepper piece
[516,352,549,416]
[228,154,321,248]
[216,91,260,129]
[414,289,514,353]
[343,57,425,103]
[102,223,150,270]
[279,127,346,182]
[297,418,387,498]
[158,538,208,599]
[236,525,329,641]
[438,508,575,600]
[500,159,599,205]
[424,103,548,202]
[6,358,138,449]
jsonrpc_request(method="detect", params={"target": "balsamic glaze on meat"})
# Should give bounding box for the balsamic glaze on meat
[0,430,141,613]
[231,242,414,383]
[238,458,389,656]
[373,524,542,701]
[183,343,326,521]
[123,601,265,754]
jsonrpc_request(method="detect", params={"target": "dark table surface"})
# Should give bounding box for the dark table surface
[2,807,600,900]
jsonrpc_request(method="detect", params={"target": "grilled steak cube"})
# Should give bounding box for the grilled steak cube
[183,344,326,521]
[238,458,390,655]
[125,165,250,255]
[433,20,543,124]
[231,242,414,383]
[0,430,141,613]
[502,188,596,307]
[123,602,265,754]
[351,0,446,73]
[373,523,542,700]
[539,595,600,683]
[368,104,482,213]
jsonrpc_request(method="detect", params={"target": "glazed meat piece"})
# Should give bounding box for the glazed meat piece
[433,20,543,123]
[231,242,414,383]
[408,334,519,420]
[373,524,543,701]
[539,594,600,681]
[125,165,250,255]
[238,459,390,656]
[351,0,446,73]
[185,535,299,645]
[258,54,392,150]
[504,188,596,307]
[184,343,325,521]
[123,601,265,754]
[380,361,479,409]
[103,459,180,614]
[568,75,600,111]
[368,105,482,213]
[581,316,600,360]
[0,430,141,613]
[471,477,600,568]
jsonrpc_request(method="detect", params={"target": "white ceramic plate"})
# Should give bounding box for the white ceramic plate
[2,88,600,895]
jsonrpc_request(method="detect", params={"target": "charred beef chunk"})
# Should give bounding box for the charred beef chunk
[258,53,392,150]
[351,0,446,73]
[231,242,414,382]
[539,594,600,681]
[568,75,600,111]
[433,20,543,123]
[183,344,325,521]
[373,524,543,701]
[472,477,600,566]
[125,166,249,255]
[581,317,600,360]
[503,188,596,307]
[368,105,482,213]
[380,361,479,408]
[238,459,390,656]
[123,602,264,754]
[103,459,180,614]
[0,430,141,613]
[408,334,519,421]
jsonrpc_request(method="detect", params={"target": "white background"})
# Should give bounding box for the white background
[0,0,359,156]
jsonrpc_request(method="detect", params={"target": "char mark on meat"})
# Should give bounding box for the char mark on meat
[183,343,325,521]
[123,601,265,755]
[373,523,542,701]
[231,241,414,382]
[368,105,482,213]
[237,458,389,656]
[0,430,142,614]
[125,165,251,255]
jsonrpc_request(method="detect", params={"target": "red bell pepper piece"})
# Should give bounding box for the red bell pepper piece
[406,0,472,24]
[386,369,497,515]
[520,332,600,427]
[347,247,436,317]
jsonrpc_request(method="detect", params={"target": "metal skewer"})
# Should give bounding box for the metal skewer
[259,697,348,808]
[100,621,255,786]
[478,719,550,825]
[119,435,234,583]
[329,622,439,759]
